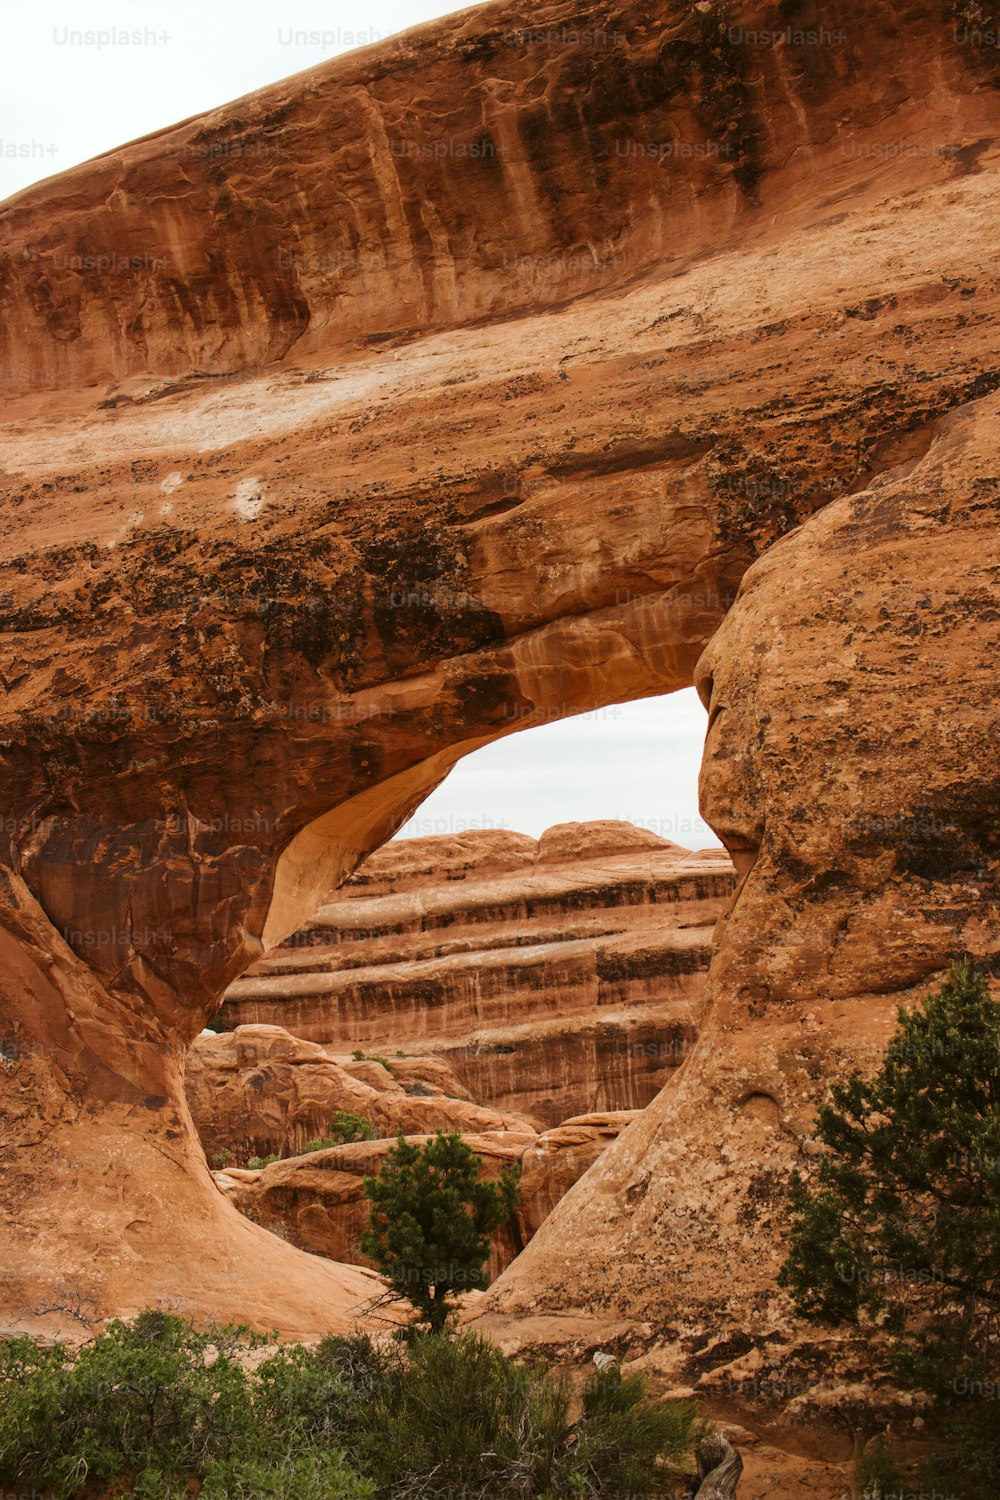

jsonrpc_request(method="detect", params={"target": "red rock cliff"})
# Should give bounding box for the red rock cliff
[218,822,732,1126]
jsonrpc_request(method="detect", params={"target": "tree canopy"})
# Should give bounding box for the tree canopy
[361,1130,520,1331]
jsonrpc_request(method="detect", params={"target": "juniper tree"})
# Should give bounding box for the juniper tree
[779,960,1000,1491]
[361,1131,520,1332]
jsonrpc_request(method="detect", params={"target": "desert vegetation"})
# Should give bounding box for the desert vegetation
[780,961,1000,1496]
[0,1121,719,1498]
[0,1314,701,1499]
[361,1129,521,1330]
[211,1111,379,1171]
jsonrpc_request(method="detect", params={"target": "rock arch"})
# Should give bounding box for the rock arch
[0,0,998,1336]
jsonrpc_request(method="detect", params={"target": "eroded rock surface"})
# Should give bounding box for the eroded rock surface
[219,823,730,1126]
[0,0,998,1345]
[220,1130,534,1279]
[515,1111,641,1239]
[217,1109,639,1280]
[476,393,1000,1445]
[185,1023,531,1160]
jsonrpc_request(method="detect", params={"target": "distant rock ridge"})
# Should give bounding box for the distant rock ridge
[219,822,733,1126]
[339,821,697,897]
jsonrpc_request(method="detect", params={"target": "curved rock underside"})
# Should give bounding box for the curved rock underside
[0,0,998,1380]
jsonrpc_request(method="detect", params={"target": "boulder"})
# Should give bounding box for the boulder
[185,1024,531,1162]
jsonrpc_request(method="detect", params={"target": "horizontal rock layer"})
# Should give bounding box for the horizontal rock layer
[219,823,732,1124]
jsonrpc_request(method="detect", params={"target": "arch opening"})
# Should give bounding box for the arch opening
[226,687,731,1136]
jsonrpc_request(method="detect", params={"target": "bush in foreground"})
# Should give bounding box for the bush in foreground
[0,1310,371,1500]
[0,1315,698,1498]
[356,1333,696,1498]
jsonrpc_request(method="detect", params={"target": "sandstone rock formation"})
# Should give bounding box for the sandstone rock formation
[219,822,730,1126]
[219,1130,534,1280]
[515,1110,640,1239]
[476,394,1000,1446]
[0,0,998,1357]
[216,1110,639,1281]
[185,1023,531,1160]
[186,1026,377,1161]
[194,1019,639,1276]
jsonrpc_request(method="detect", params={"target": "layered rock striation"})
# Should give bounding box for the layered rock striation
[218,822,731,1126]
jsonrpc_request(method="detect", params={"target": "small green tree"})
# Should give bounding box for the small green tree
[778,959,1000,1493]
[361,1132,520,1332]
[303,1112,376,1152]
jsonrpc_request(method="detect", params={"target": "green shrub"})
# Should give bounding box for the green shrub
[246,1153,281,1170]
[0,1336,66,1484]
[302,1112,376,1152]
[778,960,1000,1496]
[192,1452,372,1499]
[357,1332,567,1495]
[0,1317,371,1499]
[253,1335,397,1450]
[332,1110,377,1143]
[0,1317,697,1500]
[576,1364,697,1495]
[0,1311,259,1498]
[856,1441,907,1499]
[352,1332,696,1498]
[129,1452,371,1500]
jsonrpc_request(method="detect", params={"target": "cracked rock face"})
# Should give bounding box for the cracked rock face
[699,405,1000,1012]
[0,0,998,1343]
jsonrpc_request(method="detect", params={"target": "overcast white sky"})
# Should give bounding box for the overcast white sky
[400,690,718,847]
[2,0,716,850]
